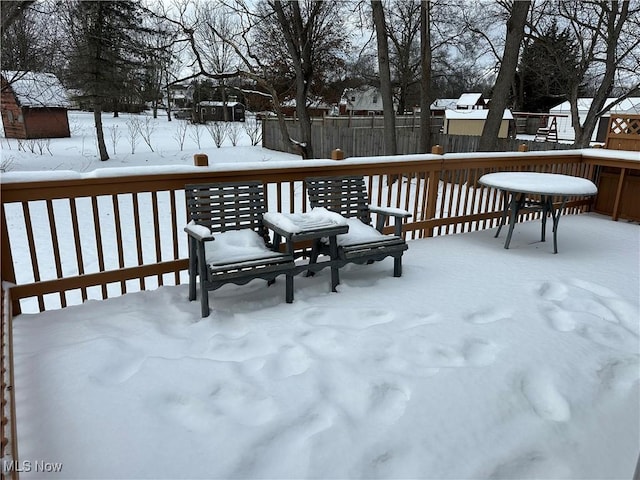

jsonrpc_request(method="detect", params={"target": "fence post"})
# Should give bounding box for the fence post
[194,153,209,166]
[518,144,529,152]
[431,144,444,155]
[331,148,345,160]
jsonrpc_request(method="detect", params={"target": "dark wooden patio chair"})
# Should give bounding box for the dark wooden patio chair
[184,181,295,317]
[305,175,410,279]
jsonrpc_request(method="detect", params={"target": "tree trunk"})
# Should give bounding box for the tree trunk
[478,1,530,152]
[272,0,315,159]
[371,0,397,156]
[93,103,109,161]
[419,0,432,153]
[572,1,630,148]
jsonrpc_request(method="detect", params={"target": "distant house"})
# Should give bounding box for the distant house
[443,109,513,138]
[549,97,640,142]
[281,98,333,117]
[1,71,71,139]
[196,101,245,122]
[167,83,193,110]
[342,87,394,116]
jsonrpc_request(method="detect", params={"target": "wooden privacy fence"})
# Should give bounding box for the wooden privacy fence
[262,116,576,158]
[5,149,633,317]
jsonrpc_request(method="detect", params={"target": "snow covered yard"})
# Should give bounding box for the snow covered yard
[11,214,640,479]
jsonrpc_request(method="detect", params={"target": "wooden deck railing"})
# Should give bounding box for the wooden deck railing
[3,149,637,316]
[0,148,638,477]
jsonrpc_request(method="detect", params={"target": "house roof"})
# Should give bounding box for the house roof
[198,101,243,107]
[550,98,640,114]
[457,93,484,108]
[2,71,71,108]
[445,109,513,120]
[430,99,458,111]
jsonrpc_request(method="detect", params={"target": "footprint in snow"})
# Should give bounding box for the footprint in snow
[465,307,512,324]
[597,357,640,391]
[520,371,571,422]
[367,382,410,423]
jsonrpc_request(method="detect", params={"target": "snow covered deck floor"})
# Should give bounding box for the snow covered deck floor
[12,214,640,479]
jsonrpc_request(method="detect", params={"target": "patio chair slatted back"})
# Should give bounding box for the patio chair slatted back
[185,182,269,241]
[305,176,371,225]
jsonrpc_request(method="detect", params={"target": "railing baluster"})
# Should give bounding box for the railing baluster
[152,191,162,286]
[21,202,44,311]
[112,194,126,294]
[69,198,87,302]
[170,190,180,285]
[132,193,146,291]
[46,199,65,308]
[91,197,107,299]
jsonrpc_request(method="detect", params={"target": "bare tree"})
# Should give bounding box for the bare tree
[558,0,640,147]
[386,0,421,115]
[155,0,349,159]
[196,2,239,121]
[478,0,531,152]
[420,0,433,153]
[1,1,65,75]
[371,0,397,156]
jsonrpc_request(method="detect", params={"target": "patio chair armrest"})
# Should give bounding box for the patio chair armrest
[369,206,410,235]
[369,205,411,219]
[184,222,215,242]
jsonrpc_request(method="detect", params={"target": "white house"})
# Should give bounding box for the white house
[342,87,398,115]
[548,97,640,142]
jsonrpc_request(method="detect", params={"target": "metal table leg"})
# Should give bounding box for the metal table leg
[495,190,509,238]
[504,192,523,249]
[328,235,340,291]
[550,196,568,254]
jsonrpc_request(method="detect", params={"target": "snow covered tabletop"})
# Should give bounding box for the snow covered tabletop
[263,208,348,235]
[479,172,598,197]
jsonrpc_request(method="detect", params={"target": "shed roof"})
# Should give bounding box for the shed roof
[1,71,71,108]
[457,93,484,108]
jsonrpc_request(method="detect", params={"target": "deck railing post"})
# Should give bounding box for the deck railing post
[194,154,209,167]
[331,148,345,160]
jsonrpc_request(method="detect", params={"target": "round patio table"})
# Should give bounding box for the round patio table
[478,172,598,253]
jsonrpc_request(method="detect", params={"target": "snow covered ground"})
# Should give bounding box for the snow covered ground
[2,111,639,479]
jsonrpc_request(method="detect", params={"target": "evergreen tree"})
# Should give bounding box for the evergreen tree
[63,1,152,160]
[517,21,581,112]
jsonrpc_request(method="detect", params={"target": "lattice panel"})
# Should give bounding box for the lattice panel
[605,114,640,151]
[609,116,640,135]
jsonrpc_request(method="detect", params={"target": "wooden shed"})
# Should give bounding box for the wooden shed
[443,109,513,138]
[1,71,71,139]
[196,101,245,122]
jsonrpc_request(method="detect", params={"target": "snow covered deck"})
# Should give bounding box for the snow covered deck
[10,213,640,479]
